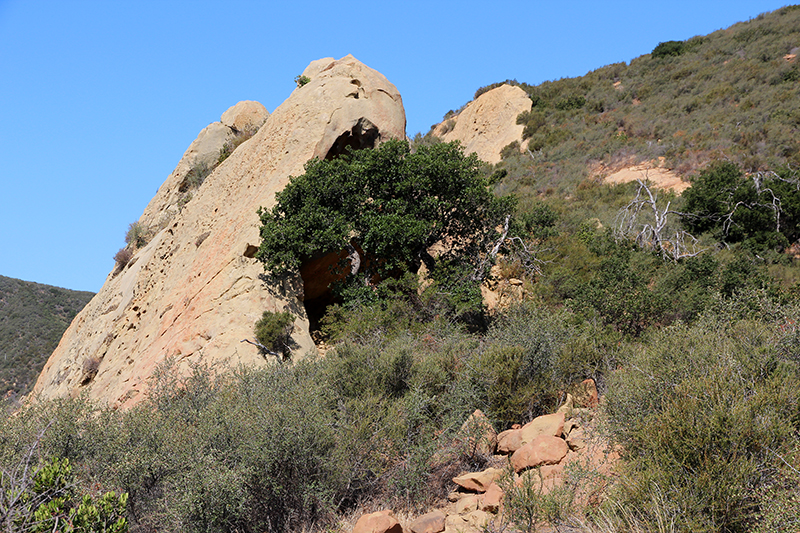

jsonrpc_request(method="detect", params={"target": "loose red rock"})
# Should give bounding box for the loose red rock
[353,510,403,533]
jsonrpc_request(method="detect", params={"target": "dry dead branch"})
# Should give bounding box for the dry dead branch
[615,178,706,261]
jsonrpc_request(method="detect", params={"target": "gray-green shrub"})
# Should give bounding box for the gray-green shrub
[605,314,800,532]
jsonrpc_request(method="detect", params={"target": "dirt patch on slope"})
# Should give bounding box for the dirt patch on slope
[597,157,690,193]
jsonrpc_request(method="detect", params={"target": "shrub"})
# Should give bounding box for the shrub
[572,241,669,336]
[254,310,295,358]
[554,95,586,111]
[605,316,800,532]
[218,129,256,165]
[256,139,514,320]
[0,454,128,533]
[474,79,519,100]
[500,141,521,160]
[651,40,686,58]
[516,110,546,139]
[113,247,132,269]
[513,202,559,240]
[682,162,800,251]
[185,162,211,189]
[475,303,573,427]
[497,466,575,533]
[294,75,310,88]
[439,118,455,134]
[80,356,100,385]
[124,222,148,249]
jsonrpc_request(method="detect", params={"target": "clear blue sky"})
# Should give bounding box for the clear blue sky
[0,0,792,292]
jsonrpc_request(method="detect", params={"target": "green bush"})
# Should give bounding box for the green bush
[651,40,686,59]
[516,110,546,139]
[294,75,310,88]
[185,162,211,189]
[682,162,800,251]
[254,310,295,358]
[554,95,586,111]
[0,455,128,533]
[472,303,574,427]
[497,466,574,533]
[124,222,149,249]
[257,139,513,282]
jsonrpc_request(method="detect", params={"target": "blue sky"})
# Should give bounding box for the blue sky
[0,0,792,292]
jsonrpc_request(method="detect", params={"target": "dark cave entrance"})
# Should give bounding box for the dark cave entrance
[324,118,379,160]
[299,248,352,338]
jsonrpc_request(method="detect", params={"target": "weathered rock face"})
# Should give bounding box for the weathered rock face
[32,55,406,408]
[140,100,269,230]
[433,84,531,164]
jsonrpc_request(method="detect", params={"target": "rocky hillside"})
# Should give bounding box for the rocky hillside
[431,5,800,196]
[11,9,800,532]
[32,55,406,408]
[0,276,93,399]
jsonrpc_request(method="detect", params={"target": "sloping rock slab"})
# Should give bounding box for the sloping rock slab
[511,436,568,472]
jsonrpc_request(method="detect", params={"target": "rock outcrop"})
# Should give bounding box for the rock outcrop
[433,85,531,164]
[351,387,618,533]
[32,55,406,408]
[141,101,269,229]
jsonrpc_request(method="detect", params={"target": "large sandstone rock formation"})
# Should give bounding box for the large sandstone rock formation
[140,100,269,228]
[433,84,531,164]
[32,55,406,408]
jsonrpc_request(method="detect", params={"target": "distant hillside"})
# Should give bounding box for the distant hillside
[0,276,93,399]
[439,5,800,195]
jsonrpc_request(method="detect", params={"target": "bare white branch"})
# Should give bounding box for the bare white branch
[615,177,706,261]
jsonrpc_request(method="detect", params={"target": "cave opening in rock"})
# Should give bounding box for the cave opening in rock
[303,293,338,335]
[324,118,380,160]
[298,248,353,337]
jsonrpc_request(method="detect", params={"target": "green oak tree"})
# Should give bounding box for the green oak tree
[682,161,800,252]
[256,139,514,304]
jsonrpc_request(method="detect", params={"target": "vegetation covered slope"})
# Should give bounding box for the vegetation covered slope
[442,5,800,196]
[3,7,800,533]
[0,276,93,398]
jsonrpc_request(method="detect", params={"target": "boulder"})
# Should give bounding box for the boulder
[32,55,407,408]
[434,84,531,164]
[479,482,503,513]
[511,436,569,473]
[353,510,403,533]
[464,510,489,529]
[556,394,574,417]
[458,409,497,455]
[452,467,503,493]
[566,426,589,452]
[517,464,564,496]
[455,495,479,515]
[220,100,268,133]
[497,412,564,454]
[574,378,599,408]
[519,412,564,445]
[444,512,487,533]
[444,515,473,533]
[298,55,406,161]
[409,511,445,533]
[496,429,522,454]
[563,417,580,437]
